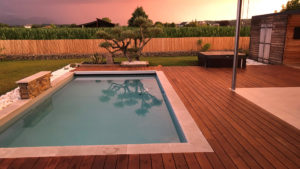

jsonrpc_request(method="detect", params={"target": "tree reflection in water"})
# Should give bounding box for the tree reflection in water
[99,80,162,116]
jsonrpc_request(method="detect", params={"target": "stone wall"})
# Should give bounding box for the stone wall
[17,71,51,99]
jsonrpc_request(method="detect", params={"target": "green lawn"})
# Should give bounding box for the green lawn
[0,58,86,95]
[115,56,198,66]
[0,56,198,95]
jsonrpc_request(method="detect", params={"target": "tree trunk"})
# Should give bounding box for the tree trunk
[106,54,114,64]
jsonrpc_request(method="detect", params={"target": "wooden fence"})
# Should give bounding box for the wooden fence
[0,37,250,55]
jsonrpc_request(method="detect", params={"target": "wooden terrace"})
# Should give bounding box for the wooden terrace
[0,65,299,169]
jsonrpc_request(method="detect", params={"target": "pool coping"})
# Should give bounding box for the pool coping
[0,70,213,158]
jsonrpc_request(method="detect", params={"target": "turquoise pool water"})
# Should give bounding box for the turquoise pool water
[0,74,186,147]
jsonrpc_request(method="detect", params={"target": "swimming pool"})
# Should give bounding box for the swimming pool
[0,73,185,147]
[0,71,212,157]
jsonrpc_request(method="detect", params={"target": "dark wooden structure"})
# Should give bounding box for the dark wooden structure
[198,51,246,68]
[78,18,115,28]
[1,66,300,169]
[249,9,300,65]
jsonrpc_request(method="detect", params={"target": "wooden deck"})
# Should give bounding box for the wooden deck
[1,65,300,169]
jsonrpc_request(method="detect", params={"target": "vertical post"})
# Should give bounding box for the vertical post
[231,0,243,91]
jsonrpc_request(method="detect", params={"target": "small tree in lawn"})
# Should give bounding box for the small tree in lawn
[96,27,135,63]
[129,17,163,60]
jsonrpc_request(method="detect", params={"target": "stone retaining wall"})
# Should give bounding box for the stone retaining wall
[17,71,51,99]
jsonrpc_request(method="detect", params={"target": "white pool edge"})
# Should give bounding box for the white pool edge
[0,70,213,158]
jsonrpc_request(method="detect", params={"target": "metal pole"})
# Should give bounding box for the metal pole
[231,0,243,91]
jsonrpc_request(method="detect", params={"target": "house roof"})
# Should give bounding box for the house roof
[252,9,300,18]
[78,18,115,27]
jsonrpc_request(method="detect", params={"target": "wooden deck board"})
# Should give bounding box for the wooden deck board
[78,156,95,169]
[32,158,50,169]
[183,153,201,169]
[173,68,295,168]
[1,65,300,169]
[162,154,176,169]
[150,154,164,169]
[128,154,139,169]
[195,153,213,169]
[7,158,26,169]
[55,156,74,169]
[44,157,60,169]
[116,155,129,169]
[139,154,151,169]
[103,155,117,169]
[91,156,105,169]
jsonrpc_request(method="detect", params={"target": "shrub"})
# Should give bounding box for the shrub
[197,39,211,52]
[202,44,211,52]
[90,53,104,64]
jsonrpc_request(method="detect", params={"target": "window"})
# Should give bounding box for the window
[294,27,300,39]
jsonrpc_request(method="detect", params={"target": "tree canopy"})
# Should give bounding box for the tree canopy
[102,17,112,23]
[281,0,300,12]
[0,23,9,28]
[154,22,163,27]
[128,7,149,27]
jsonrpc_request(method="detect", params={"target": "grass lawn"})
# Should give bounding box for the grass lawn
[115,56,198,66]
[0,56,198,95]
[0,58,86,95]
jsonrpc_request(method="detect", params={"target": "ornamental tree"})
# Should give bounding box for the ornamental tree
[129,17,163,60]
[96,27,135,63]
[97,17,163,63]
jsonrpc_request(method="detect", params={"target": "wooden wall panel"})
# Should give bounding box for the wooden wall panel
[249,14,288,64]
[284,14,300,64]
[0,37,250,56]
[269,14,288,63]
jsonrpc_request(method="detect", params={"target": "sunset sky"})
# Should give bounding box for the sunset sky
[0,0,289,25]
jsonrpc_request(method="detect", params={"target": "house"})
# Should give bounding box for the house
[178,22,188,27]
[24,24,32,29]
[249,9,300,65]
[210,23,220,26]
[196,21,207,26]
[78,18,115,28]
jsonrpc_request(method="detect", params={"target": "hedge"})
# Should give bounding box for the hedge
[0,26,250,40]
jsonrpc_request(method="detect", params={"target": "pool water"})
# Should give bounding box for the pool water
[0,74,186,147]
